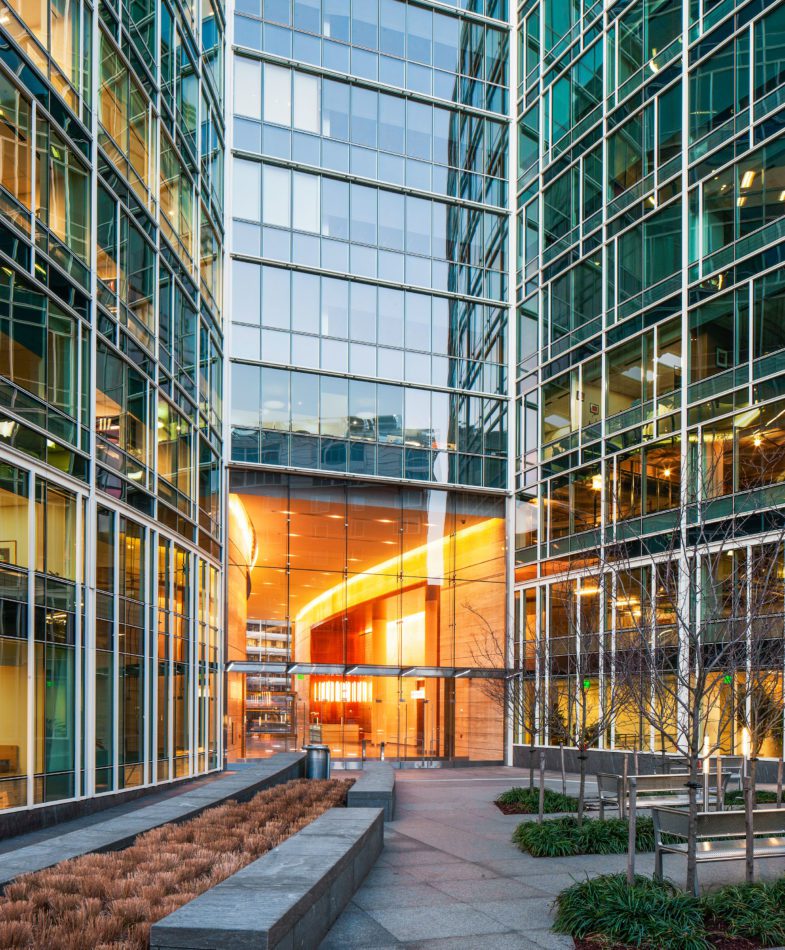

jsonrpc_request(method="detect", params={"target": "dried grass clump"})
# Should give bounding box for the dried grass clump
[0,778,352,950]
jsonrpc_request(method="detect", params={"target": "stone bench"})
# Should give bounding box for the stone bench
[0,752,305,888]
[149,806,383,949]
[347,762,395,821]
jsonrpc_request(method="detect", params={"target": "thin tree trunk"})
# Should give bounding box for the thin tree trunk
[560,743,566,796]
[626,776,637,886]
[578,748,586,826]
[529,739,536,790]
[686,762,700,896]
[621,755,629,819]
[538,749,546,824]
[745,760,757,884]
[777,758,783,809]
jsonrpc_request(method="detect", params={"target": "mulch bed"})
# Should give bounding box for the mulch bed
[494,801,536,815]
[575,924,761,950]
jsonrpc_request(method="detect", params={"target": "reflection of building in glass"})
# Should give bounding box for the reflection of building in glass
[516,0,785,759]
[226,0,511,761]
[0,0,225,811]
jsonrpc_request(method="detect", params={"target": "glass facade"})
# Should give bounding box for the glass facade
[226,0,511,761]
[227,473,506,760]
[14,0,784,786]
[0,0,224,810]
[516,0,785,757]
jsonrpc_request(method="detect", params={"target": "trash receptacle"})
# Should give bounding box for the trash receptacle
[304,744,331,779]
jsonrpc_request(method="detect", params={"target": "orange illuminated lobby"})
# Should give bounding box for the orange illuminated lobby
[225,473,506,764]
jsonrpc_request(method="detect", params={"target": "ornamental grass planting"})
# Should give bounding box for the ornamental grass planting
[0,778,352,950]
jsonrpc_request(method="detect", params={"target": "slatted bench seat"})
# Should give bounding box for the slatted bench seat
[653,806,785,894]
[597,772,729,819]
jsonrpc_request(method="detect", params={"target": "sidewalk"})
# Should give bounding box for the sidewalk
[320,766,785,949]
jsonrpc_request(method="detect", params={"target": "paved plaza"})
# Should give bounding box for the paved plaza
[320,766,785,950]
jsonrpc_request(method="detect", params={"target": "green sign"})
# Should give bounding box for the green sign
[583,679,591,690]
[723,674,732,685]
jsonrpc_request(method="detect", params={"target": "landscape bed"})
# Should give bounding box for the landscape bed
[556,873,785,950]
[0,777,352,950]
[495,786,578,815]
[513,815,655,857]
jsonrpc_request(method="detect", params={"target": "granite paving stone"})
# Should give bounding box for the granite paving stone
[322,765,785,949]
[365,904,511,942]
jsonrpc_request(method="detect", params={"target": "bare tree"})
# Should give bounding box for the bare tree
[467,603,544,791]
[731,541,785,882]
[606,428,785,894]
[546,557,630,824]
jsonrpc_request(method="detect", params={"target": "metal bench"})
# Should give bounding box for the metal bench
[652,806,785,894]
[597,772,730,819]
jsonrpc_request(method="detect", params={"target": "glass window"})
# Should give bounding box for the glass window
[407,4,432,65]
[351,86,377,148]
[378,384,403,442]
[349,379,376,440]
[234,57,261,118]
[0,72,32,214]
[292,371,319,434]
[293,71,319,133]
[350,183,377,245]
[378,286,404,346]
[379,92,404,153]
[689,289,747,383]
[380,0,405,57]
[35,481,76,580]
[262,265,291,329]
[233,261,261,325]
[406,195,431,256]
[264,63,291,126]
[36,119,90,264]
[406,101,432,161]
[321,277,348,337]
[690,37,748,143]
[321,177,349,239]
[261,367,290,429]
[323,0,350,42]
[755,3,785,101]
[231,362,261,427]
[262,164,290,226]
[322,79,349,139]
[352,2,377,49]
[295,0,320,32]
[320,375,348,436]
[0,463,29,570]
[378,191,404,250]
[350,283,376,343]
[234,159,261,220]
[293,171,320,233]
[292,271,320,334]
[754,269,785,361]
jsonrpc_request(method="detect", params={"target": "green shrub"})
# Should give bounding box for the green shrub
[554,873,785,949]
[495,786,577,813]
[512,816,655,857]
[553,873,707,950]
[704,880,785,946]
[724,789,779,807]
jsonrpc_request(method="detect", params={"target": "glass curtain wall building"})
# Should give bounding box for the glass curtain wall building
[0,0,225,811]
[515,0,785,757]
[225,0,511,762]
